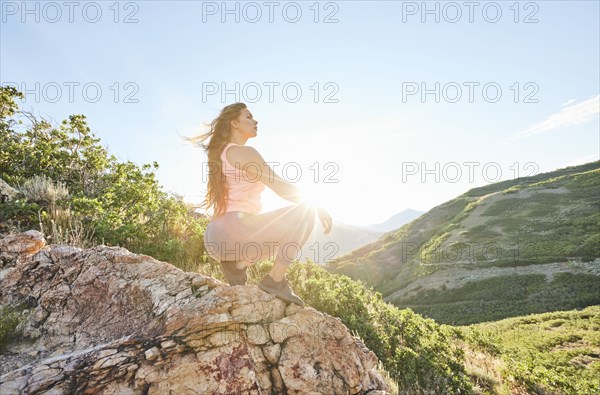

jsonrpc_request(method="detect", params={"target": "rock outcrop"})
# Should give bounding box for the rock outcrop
[0,178,21,203]
[0,231,390,394]
[0,178,23,238]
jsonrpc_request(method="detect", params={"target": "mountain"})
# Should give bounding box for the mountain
[327,161,600,325]
[299,221,383,264]
[364,209,425,233]
[298,210,424,265]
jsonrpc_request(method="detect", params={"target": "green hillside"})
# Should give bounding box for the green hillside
[460,305,600,395]
[327,161,600,324]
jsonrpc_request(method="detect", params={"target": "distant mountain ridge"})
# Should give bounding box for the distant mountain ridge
[300,221,382,264]
[327,161,600,324]
[300,209,424,264]
[364,209,424,233]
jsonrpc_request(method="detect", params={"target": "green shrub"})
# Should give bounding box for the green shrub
[0,305,24,352]
[462,306,600,395]
[0,85,211,268]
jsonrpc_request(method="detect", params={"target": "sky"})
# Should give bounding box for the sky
[1,0,599,226]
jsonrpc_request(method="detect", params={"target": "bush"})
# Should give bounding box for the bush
[0,305,24,352]
[0,85,211,267]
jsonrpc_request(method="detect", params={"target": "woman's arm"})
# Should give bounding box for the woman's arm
[226,145,304,204]
[228,145,333,234]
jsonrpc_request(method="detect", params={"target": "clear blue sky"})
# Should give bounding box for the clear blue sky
[2,1,599,226]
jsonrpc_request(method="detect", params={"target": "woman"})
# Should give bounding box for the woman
[187,103,332,307]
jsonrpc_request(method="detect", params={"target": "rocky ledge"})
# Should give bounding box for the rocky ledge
[0,230,389,394]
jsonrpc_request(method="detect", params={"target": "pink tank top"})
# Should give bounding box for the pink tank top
[221,142,265,215]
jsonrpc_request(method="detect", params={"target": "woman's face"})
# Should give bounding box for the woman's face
[232,108,258,137]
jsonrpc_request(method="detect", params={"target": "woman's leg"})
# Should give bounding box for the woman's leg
[204,202,316,263]
[204,202,316,281]
[204,213,256,286]
[204,203,315,304]
[238,201,316,280]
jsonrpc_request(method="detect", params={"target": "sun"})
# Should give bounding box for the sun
[290,179,349,222]
[259,178,330,208]
[258,158,358,226]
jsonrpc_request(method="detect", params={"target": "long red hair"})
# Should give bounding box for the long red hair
[182,103,247,219]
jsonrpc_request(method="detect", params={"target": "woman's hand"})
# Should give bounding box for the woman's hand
[317,206,333,235]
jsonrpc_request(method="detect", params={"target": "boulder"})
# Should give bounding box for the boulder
[0,231,390,394]
[0,178,21,203]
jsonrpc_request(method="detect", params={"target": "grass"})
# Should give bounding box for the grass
[459,305,600,395]
[391,273,600,325]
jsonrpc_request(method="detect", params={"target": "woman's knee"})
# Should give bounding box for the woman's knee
[292,201,317,222]
[297,200,316,211]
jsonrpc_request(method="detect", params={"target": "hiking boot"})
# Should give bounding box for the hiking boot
[219,260,247,286]
[258,274,305,307]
